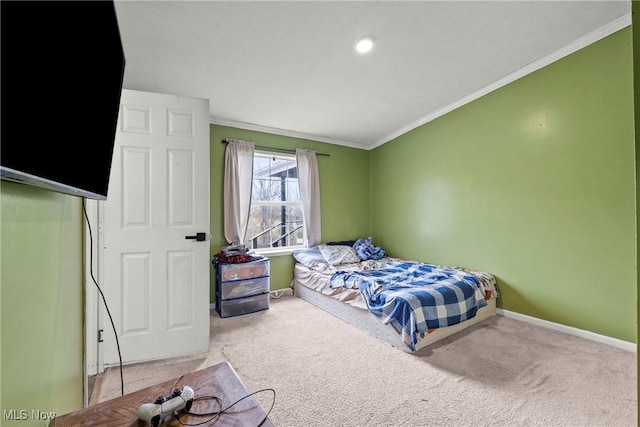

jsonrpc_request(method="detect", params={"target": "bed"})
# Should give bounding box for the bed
[292,239,499,353]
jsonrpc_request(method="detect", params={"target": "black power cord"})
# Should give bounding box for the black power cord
[82,198,124,396]
[174,388,276,427]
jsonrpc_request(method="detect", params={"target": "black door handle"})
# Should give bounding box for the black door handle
[185,232,207,242]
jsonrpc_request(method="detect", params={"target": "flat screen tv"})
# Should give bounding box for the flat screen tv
[1,1,126,200]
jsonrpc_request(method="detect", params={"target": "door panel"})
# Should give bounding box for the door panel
[102,89,210,366]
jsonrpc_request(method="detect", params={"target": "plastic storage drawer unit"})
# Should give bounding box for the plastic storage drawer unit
[218,293,269,318]
[219,276,269,300]
[215,257,270,318]
[219,259,269,281]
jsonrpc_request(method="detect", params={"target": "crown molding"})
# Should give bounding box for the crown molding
[210,117,371,150]
[369,13,632,150]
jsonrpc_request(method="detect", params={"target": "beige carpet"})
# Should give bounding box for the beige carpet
[92,295,637,426]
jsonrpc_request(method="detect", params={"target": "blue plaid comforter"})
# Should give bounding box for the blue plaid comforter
[329,259,495,350]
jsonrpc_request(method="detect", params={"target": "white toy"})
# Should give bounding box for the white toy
[138,386,195,427]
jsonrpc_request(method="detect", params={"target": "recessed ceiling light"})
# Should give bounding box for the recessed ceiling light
[355,37,374,54]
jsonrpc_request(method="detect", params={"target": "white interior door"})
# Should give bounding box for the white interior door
[101,89,210,366]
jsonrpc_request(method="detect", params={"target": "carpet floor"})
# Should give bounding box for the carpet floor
[91,295,637,426]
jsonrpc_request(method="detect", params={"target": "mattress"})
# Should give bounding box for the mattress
[293,259,498,352]
[293,261,369,309]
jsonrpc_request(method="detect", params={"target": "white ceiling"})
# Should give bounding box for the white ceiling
[113,1,631,150]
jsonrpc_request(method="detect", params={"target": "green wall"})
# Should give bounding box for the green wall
[209,125,371,293]
[371,27,636,343]
[0,182,84,425]
[631,1,639,415]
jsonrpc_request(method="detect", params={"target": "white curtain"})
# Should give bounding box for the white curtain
[224,139,254,245]
[296,148,321,246]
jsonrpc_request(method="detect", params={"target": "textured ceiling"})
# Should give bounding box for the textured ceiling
[114,1,631,149]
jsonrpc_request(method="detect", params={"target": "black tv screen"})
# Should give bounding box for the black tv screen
[1,0,126,200]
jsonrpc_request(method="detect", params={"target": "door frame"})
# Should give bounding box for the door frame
[84,199,105,404]
[83,90,211,404]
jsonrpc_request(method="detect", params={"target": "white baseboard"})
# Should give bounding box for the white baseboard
[496,308,636,353]
[210,297,635,352]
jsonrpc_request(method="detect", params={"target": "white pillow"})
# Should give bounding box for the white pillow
[318,244,360,265]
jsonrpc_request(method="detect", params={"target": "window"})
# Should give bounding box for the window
[244,151,306,252]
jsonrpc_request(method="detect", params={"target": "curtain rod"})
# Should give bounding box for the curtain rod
[221,139,330,157]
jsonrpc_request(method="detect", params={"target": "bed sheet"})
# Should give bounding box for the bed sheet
[296,257,498,351]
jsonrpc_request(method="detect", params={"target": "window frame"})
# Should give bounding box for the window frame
[247,150,307,255]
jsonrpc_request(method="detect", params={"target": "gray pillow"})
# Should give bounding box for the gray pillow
[292,246,326,267]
